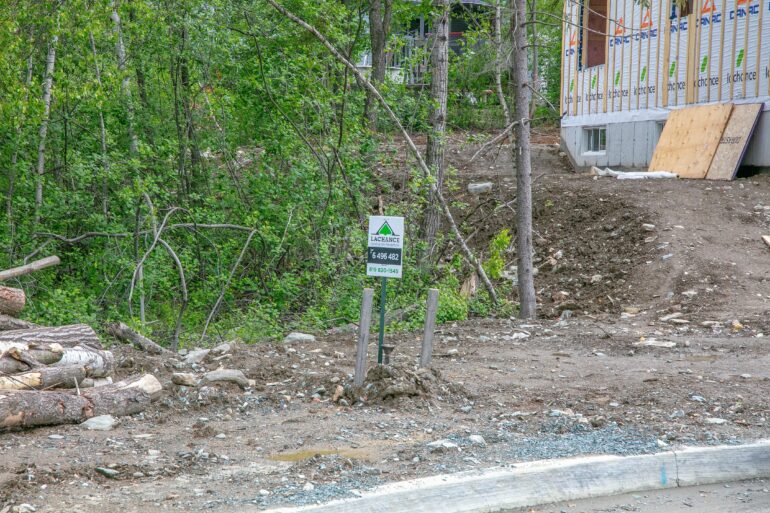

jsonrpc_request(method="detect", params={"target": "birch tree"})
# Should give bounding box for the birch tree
[34,34,57,222]
[89,31,110,215]
[112,2,138,156]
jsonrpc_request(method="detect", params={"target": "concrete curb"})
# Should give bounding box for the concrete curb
[265,441,770,513]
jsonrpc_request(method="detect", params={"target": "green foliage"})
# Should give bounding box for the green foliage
[482,228,511,280]
[0,0,549,345]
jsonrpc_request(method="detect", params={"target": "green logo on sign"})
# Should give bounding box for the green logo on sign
[700,56,709,73]
[669,61,677,78]
[615,71,621,86]
[376,221,397,237]
[591,75,597,89]
[640,66,647,82]
[736,49,744,67]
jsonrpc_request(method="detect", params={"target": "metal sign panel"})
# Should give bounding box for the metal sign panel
[367,216,404,278]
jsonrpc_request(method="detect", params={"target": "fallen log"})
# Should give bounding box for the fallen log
[0,324,103,349]
[0,287,25,316]
[0,314,38,331]
[0,365,87,391]
[0,374,162,430]
[0,256,60,282]
[0,344,112,377]
[106,322,169,355]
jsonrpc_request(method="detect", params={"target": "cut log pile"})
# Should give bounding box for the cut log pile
[0,257,162,430]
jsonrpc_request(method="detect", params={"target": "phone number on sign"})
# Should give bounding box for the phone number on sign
[367,266,400,275]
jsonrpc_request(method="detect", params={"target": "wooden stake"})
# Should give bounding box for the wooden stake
[741,0,750,98]
[603,0,610,114]
[707,0,715,101]
[610,0,618,112]
[730,0,739,99]
[561,0,567,115]
[662,0,673,106]
[354,288,374,386]
[420,289,440,368]
[718,0,728,100]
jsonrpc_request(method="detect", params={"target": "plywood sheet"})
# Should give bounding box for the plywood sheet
[705,103,763,181]
[649,104,733,179]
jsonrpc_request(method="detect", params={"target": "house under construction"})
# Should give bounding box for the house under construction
[560,0,770,170]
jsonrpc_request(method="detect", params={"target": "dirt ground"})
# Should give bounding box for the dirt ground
[1,132,769,512]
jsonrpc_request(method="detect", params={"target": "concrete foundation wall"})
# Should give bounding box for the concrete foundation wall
[562,111,770,170]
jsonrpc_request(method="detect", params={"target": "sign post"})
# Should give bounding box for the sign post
[367,216,404,364]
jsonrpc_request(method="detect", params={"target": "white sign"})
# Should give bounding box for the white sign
[367,216,404,278]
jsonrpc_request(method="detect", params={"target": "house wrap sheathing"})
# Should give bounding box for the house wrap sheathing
[560,0,770,168]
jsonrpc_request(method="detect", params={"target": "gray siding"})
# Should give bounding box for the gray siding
[563,112,770,170]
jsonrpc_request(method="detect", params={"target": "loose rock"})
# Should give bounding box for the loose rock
[467,182,494,195]
[172,373,199,387]
[283,332,316,343]
[81,415,118,431]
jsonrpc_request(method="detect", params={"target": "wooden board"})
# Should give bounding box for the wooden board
[705,103,763,181]
[649,104,733,179]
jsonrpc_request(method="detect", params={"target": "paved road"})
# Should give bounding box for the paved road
[505,479,770,513]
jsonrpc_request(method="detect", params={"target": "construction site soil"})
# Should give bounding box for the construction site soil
[1,132,769,512]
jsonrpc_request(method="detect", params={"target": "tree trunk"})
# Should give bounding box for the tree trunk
[0,287,25,316]
[0,365,87,391]
[0,374,161,430]
[89,31,110,215]
[106,322,169,355]
[528,0,539,117]
[421,0,450,263]
[0,324,102,349]
[112,3,139,155]
[510,0,537,318]
[34,35,58,222]
[365,0,393,131]
[0,315,37,331]
[0,255,60,282]
[494,0,511,126]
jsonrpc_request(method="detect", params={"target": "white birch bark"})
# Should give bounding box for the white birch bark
[34,35,58,221]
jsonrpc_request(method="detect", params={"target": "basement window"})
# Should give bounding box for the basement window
[584,127,607,153]
[581,0,609,68]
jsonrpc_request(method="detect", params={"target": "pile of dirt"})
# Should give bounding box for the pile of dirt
[345,364,471,406]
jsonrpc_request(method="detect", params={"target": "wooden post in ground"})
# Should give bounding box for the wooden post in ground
[354,288,374,386]
[419,288,439,367]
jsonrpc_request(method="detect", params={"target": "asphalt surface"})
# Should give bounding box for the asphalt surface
[505,479,770,513]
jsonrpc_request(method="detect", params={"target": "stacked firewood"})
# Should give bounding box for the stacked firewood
[0,257,162,430]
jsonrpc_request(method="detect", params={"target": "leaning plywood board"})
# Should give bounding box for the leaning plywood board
[649,104,733,179]
[705,103,763,181]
